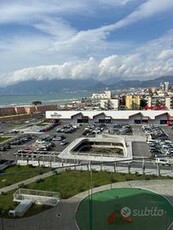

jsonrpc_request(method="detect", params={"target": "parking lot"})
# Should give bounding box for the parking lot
[0,121,86,162]
[141,125,173,163]
[1,119,173,168]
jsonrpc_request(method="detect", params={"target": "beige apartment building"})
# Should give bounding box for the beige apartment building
[125,95,141,110]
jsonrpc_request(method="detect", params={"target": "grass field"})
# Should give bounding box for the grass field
[0,169,172,218]
[10,121,26,125]
[76,188,173,230]
[25,170,165,199]
[0,165,50,189]
[0,136,11,143]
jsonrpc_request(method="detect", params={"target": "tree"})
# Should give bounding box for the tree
[140,98,147,109]
[32,100,42,106]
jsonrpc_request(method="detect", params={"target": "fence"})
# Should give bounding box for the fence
[13,188,60,206]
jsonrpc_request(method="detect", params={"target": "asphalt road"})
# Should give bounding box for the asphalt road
[132,141,151,158]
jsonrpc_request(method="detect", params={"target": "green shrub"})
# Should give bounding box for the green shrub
[36,178,44,183]
[18,183,25,188]
[1,191,7,195]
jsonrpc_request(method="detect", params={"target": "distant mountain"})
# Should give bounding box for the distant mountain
[0,79,101,94]
[88,81,107,90]
[108,76,173,90]
[0,76,172,94]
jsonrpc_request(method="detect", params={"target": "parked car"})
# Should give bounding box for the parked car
[53,135,65,141]
[60,140,68,146]
[35,139,46,145]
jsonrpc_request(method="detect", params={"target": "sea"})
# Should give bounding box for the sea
[0,91,92,107]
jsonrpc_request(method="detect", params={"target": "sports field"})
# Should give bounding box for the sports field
[76,188,173,230]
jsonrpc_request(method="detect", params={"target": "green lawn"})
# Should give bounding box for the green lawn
[36,122,48,126]
[0,169,171,218]
[0,136,11,143]
[0,165,50,189]
[10,121,25,126]
[26,170,163,199]
[76,188,173,230]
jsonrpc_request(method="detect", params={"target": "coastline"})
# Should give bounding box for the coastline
[0,91,91,107]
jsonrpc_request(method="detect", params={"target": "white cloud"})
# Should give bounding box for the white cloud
[1,0,173,84]
[34,18,77,40]
[2,30,173,86]
[94,0,137,7]
[38,0,173,64]
[0,1,88,24]
[158,50,173,60]
[2,0,172,38]
[95,0,173,32]
[97,30,173,79]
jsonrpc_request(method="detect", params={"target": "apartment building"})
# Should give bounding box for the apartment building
[146,95,173,109]
[100,99,119,110]
[91,90,112,99]
[125,95,141,110]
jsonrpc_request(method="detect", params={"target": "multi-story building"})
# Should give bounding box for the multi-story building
[160,82,170,92]
[165,96,173,110]
[146,95,173,109]
[91,90,112,100]
[125,95,141,110]
[100,99,119,110]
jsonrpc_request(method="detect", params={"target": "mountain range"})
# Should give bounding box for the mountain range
[0,76,172,94]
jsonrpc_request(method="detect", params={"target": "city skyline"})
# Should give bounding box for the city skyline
[1,0,173,86]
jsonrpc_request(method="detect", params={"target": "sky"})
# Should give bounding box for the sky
[1,0,173,86]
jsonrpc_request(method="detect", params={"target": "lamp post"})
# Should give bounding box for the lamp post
[1,210,4,230]
[89,161,93,230]
[157,162,160,176]
[142,158,145,175]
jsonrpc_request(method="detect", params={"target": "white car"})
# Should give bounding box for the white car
[53,135,65,141]
[35,139,46,144]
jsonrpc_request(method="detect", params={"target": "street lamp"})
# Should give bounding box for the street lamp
[88,161,93,230]
[1,210,4,230]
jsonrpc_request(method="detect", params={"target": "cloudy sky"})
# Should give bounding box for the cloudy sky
[1,0,173,86]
